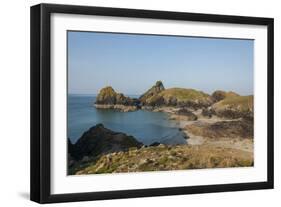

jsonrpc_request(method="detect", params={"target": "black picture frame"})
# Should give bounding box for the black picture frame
[30,3,274,204]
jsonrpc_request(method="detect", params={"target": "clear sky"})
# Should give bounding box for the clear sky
[68,31,253,96]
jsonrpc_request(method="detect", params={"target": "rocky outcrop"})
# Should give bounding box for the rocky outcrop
[139,82,213,109]
[139,81,165,104]
[185,119,253,139]
[95,104,138,112]
[95,86,139,111]
[69,124,143,161]
[201,107,216,118]
[212,95,253,119]
[211,90,239,102]
[175,108,198,121]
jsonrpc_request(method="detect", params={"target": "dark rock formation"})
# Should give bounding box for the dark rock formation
[67,139,76,169]
[69,124,143,160]
[185,119,253,139]
[149,142,161,147]
[176,108,198,121]
[201,108,216,118]
[211,90,239,102]
[215,109,253,120]
[212,90,227,102]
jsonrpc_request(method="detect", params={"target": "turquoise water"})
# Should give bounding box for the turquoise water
[68,94,187,145]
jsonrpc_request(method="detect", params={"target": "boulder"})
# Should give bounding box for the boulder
[70,124,143,160]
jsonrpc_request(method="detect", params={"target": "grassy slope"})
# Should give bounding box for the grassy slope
[146,88,211,103]
[75,144,253,174]
[214,95,253,111]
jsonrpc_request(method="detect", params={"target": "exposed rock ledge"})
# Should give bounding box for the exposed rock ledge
[94,104,138,112]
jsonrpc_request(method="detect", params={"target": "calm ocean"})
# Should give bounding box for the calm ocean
[68,94,186,145]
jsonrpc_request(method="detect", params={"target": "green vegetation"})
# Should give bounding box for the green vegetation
[143,87,212,107]
[75,144,253,174]
[159,88,210,102]
[214,95,253,111]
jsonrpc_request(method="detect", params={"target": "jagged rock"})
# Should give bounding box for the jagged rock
[69,124,143,160]
[139,81,165,103]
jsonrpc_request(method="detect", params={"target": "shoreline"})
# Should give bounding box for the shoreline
[69,106,254,175]
[144,106,253,154]
[94,104,253,154]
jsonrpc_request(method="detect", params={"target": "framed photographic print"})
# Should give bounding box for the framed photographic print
[30,3,274,203]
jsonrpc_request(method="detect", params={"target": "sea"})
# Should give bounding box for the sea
[68,94,187,145]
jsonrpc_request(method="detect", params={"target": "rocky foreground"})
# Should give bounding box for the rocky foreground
[68,120,253,175]
[75,144,253,174]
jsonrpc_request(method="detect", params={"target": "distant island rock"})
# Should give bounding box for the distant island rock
[94,86,140,112]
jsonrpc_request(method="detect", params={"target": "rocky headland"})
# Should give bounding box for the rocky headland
[94,81,253,121]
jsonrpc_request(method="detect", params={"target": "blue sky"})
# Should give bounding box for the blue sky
[68,31,253,95]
